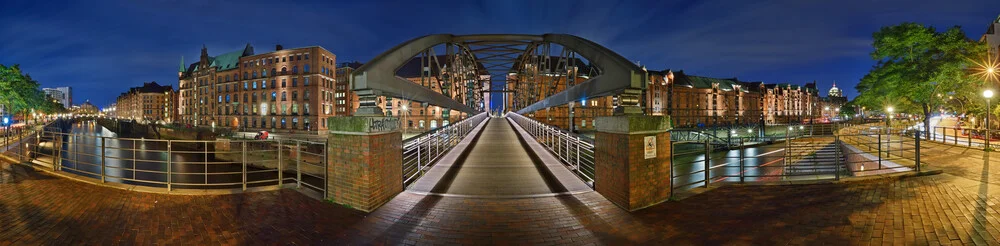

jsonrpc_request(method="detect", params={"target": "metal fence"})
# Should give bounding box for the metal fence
[2,123,327,197]
[670,123,922,195]
[507,112,596,186]
[402,112,489,187]
[927,126,1000,149]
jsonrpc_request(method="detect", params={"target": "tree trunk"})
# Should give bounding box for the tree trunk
[923,103,931,140]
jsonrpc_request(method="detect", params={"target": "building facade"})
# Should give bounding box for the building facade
[178,44,341,134]
[43,87,72,109]
[116,82,177,123]
[982,14,1000,57]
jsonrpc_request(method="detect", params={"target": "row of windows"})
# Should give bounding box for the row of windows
[216,90,311,103]
[243,53,310,69]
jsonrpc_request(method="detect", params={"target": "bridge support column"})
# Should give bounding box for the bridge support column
[594,115,671,211]
[326,116,402,212]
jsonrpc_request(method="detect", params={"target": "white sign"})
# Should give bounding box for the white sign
[644,136,656,159]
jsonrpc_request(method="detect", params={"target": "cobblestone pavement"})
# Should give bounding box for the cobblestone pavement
[2,152,1000,245]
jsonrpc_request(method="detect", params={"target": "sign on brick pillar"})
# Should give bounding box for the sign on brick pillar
[594,115,671,211]
[327,116,403,212]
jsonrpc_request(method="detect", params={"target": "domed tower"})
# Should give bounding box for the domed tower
[828,81,842,97]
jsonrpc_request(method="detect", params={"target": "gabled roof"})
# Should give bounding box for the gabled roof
[671,70,747,92]
[211,44,254,71]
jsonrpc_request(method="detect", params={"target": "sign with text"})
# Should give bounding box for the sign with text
[644,136,656,159]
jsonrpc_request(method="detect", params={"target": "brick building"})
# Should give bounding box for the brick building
[116,82,177,123]
[177,44,342,133]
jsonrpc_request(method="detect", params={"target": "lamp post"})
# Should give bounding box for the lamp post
[886,106,894,129]
[985,89,994,151]
[401,104,409,136]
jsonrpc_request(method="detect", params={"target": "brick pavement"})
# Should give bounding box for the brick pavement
[3,156,1000,245]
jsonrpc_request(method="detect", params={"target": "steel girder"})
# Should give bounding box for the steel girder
[351,33,646,115]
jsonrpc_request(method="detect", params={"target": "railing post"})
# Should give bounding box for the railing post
[323,141,328,200]
[277,140,283,186]
[132,140,137,180]
[835,135,841,181]
[100,137,106,183]
[576,136,581,171]
[296,141,302,189]
[704,139,711,187]
[915,130,921,173]
[167,140,172,191]
[242,141,247,191]
[877,133,882,170]
[204,141,208,184]
[739,138,745,183]
[417,139,423,176]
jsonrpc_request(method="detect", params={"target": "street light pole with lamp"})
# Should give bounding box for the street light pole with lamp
[984,89,994,151]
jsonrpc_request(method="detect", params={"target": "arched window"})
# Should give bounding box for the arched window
[281,118,287,128]
[252,92,257,102]
[304,90,310,100]
[225,75,230,82]
[225,94,230,103]
[271,68,276,76]
[292,78,298,87]
[243,93,248,102]
[292,117,298,128]
[304,77,309,86]
[251,71,257,79]
[419,120,425,128]
[292,91,298,100]
[304,64,310,73]
[304,104,310,114]
[292,104,299,114]
[281,67,287,75]
[271,117,276,128]
[281,92,287,101]
[271,92,277,101]
[430,120,438,129]
[261,69,267,77]
[218,95,222,103]
[292,66,298,74]
[304,118,310,130]
[252,81,257,89]
[243,72,248,80]
[270,80,275,88]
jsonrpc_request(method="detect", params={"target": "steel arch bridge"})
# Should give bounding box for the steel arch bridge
[349,34,649,117]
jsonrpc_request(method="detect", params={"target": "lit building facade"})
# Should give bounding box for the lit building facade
[178,44,341,133]
[982,14,1000,57]
[43,87,72,108]
[116,82,177,123]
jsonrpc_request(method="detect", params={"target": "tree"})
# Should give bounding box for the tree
[854,23,987,135]
[0,64,48,123]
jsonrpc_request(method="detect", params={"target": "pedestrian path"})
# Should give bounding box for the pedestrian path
[407,117,591,197]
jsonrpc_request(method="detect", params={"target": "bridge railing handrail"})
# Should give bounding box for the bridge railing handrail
[1,126,328,198]
[401,112,489,188]
[506,112,595,187]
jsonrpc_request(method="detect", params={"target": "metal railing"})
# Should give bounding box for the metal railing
[507,112,596,186]
[2,122,327,197]
[927,126,1000,149]
[401,112,488,187]
[670,123,922,196]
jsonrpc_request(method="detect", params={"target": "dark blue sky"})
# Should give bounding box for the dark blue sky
[2,0,999,108]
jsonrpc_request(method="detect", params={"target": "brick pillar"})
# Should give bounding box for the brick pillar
[327,116,402,212]
[594,115,671,211]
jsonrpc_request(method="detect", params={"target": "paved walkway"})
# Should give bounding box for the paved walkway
[2,118,1000,244]
[407,118,591,197]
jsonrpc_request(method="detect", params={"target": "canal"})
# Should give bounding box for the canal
[670,142,792,190]
[38,121,324,191]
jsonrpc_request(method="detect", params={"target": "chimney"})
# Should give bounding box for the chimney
[276,44,283,51]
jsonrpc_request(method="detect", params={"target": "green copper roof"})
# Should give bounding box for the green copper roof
[179,56,185,72]
[211,44,253,72]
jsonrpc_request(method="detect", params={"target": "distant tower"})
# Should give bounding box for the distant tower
[828,81,842,97]
[178,56,185,77]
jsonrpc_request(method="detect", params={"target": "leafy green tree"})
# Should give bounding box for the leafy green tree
[854,23,987,134]
[0,64,48,123]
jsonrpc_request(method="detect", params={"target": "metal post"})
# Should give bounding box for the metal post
[242,141,247,191]
[417,139,423,176]
[167,140,172,191]
[739,138,745,183]
[132,140,137,180]
[669,142,675,198]
[100,137,106,183]
[576,136,581,172]
[323,141,328,200]
[877,133,882,170]
[296,141,302,189]
[277,140,283,185]
[834,135,841,181]
[204,142,208,184]
[704,139,711,187]
[915,130,921,172]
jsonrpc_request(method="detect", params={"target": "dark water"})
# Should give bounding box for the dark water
[670,142,788,190]
[41,121,324,191]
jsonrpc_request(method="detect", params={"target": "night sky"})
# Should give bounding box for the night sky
[2,0,999,109]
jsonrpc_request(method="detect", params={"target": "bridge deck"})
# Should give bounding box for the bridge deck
[407,117,591,197]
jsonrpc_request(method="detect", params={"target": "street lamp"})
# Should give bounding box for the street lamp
[985,89,994,151]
